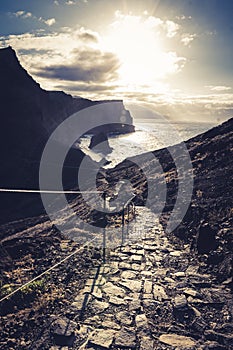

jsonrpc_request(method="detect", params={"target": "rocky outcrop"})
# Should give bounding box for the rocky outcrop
[89,132,113,154]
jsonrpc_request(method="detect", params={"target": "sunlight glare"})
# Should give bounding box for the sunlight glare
[104,12,180,87]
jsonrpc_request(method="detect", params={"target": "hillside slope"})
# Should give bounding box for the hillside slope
[107,117,233,282]
[0,117,232,349]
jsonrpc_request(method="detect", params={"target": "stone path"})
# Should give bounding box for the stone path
[49,208,233,350]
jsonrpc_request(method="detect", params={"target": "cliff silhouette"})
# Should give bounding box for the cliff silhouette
[0,46,134,222]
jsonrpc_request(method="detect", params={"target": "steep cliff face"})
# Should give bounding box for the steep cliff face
[0,46,134,223]
[0,46,134,165]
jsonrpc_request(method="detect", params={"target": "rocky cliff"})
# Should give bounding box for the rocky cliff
[0,46,134,223]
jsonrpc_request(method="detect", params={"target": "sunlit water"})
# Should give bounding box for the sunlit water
[79,121,217,168]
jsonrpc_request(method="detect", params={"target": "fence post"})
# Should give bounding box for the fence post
[103,192,106,263]
[121,207,125,246]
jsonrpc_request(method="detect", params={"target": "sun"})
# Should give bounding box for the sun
[103,12,179,88]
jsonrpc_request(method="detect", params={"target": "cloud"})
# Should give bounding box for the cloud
[37,49,120,83]
[13,11,33,19]
[175,15,192,20]
[1,16,230,123]
[164,20,180,38]
[55,82,117,92]
[11,10,55,26]
[205,85,232,92]
[73,27,99,43]
[114,11,180,39]
[54,0,87,4]
[0,26,119,92]
[65,0,76,4]
[39,17,56,26]
[181,33,197,46]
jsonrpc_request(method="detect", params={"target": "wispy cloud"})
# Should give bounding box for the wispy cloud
[206,85,232,92]
[175,15,192,20]
[13,11,33,19]
[181,33,197,46]
[39,17,56,26]
[54,0,87,4]
[114,11,181,39]
[10,10,56,27]
[164,20,180,38]
[65,0,76,5]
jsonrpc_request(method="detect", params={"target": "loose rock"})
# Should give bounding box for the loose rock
[159,333,196,347]
[89,329,115,349]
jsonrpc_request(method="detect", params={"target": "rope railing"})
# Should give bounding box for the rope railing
[0,188,100,194]
[0,237,98,303]
[0,190,137,302]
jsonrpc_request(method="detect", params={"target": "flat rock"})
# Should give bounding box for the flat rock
[139,336,154,350]
[174,295,188,309]
[71,294,89,311]
[102,282,125,297]
[119,279,142,293]
[144,280,153,294]
[184,288,199,298]
[132,263,143,271]
[135,314,149,331]
[130,254,143,263]
[130,248,144,255]
[86,275,106,286]
[141,271,152,277]
[89,329,115,349]
[91,300,109,313]
[159,334,196,348]
[109,296,127,305]
[119,262,132,270]
[121,270,138,279]
[83,285,102,300]
[115,328,136,348]
[170,250,182,257]
[101,320,121,330]
[129,299,142,312]
[116,311,133,326]
[83,315,101,326]
[144,245,157,251]
[164,277,175,284]
[153,284,168,301]
[142,298,158,308]
[174,271,186,278]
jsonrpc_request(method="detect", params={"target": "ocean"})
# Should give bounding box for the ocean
[79,120,218,168]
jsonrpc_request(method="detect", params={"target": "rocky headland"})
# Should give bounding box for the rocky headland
[0,47,134,223]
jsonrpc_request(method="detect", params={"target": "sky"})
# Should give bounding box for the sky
[1,0,233,123]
